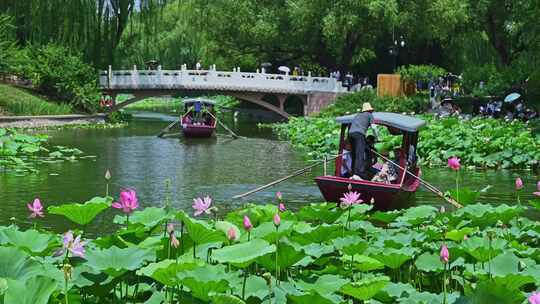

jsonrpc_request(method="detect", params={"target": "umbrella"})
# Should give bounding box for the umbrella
[261,62,272,68]
[278,66,290,73]
[504,93,521,103]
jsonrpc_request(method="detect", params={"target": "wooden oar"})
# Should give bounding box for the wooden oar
[370,149,463,208]
[232,154,341,199]
[205,111,240,139]
[157,120,180,138]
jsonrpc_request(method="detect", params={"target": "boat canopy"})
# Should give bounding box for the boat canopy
[336,112,426,132]
[183,98,216,106]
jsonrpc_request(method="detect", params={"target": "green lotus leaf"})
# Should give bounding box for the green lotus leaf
[295,274,348,303]
[183,217,226,245]
[448,187,480,205]
[395,205,438,226]
[0,227,53,253]
[301,243,334,258]
[370,210,401,225]
[4,276,57,304]
[85,246,155,277]
[340,275,389,301]
[372,247,415,269]
[0,247,44,281]
[215,221,241,240]
[332,235,368,255]
[461,280,524,304]
[379,282,416,300]
[245,220,294,243]
[213,239,275,267]
[237,276,269,300]
[178,264,240,301]
[291,224,341,245]
[144,290,166,304]
[297,203,343,224]
[210,294,246,304]
[461,236,506,262]
[446,227,477,242]
[350,255,385,272]
[137,258,201,286]
[289,292,338,304]
[256,242,303,270]
[113,207,170,227]
[48,196,112,226]
[415,252,444,273]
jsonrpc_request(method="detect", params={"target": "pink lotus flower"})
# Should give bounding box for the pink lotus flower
[170,233,180,248]
[534,181,540,197]
[112,189,139,214]
[192,196,212,216]
[63,231,86,258]
[447,157,461,171]
[167,223,175,234]
[529,291,540,304]
[340,191,363,208]
[273,213,281,227]
[227,227,238,241]
[243,215,253,231]
[279,203,286,212]
[276,192,283,201]
[515,177,523,190]
[27,198,44,218]
[440,244,449,264]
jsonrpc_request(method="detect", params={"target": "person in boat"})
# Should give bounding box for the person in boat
[193,101,202,123]
[371,151,398,184]
[341,142,353,178]
[365,135,378,178]
[348,102,378,180]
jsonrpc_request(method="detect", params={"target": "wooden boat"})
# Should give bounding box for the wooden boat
[180,98,217,138]
[315,112,426,210]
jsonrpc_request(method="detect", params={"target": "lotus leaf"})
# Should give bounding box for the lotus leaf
[340,275,389,300]
[212,239,275,267]
[395,205,438,226]
[332,235,368,255]
[215,221,241,240]
[178,264,240,301]
[461,236,507,262]
[350,254,385,271]
[295,274,348,303]
[371,247,416,269]
[137,258,201,286]
[257,242,303,270]
[211,294,246,304]
[183,217,226,245]
[48,196,112,226]
[4,276,57,304]
[415,252,444,272]
[0,227,53,253]
[0,247,44,281]
[85,246,155,277]
[113,206,170,227]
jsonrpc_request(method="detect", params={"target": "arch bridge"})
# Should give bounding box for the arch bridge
[99,66,347,119]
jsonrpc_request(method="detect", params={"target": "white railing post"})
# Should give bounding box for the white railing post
[108,65,112,88]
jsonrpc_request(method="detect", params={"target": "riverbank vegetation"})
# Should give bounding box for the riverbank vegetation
[0,129,88,173]
[2,186,540,303]
[270,91,540,169]
[124,96,240,113]
[0,84,73,116]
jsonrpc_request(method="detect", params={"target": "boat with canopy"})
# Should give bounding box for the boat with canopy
[180,98,217,138]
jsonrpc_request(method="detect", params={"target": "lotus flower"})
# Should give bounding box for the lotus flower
[440,244,449,264]
[515,177,523,190]
[529,291,540,304]
[447,157,461,171]
[170,234,180,248]
[273,213,281,227]
[340,191,363,208]
[112,189,139,214]
[227,227,238,241]
[534,181,540,197]
[276,192,283,201]
[192,196,212,216]
[279,203,286,212]
[63,231,86,258]
[243,215,252,231]
[27,198,44,218]
[167,223,175,234]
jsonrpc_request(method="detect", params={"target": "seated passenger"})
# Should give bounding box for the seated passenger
[371,152,398,184]
[341,142,353,178]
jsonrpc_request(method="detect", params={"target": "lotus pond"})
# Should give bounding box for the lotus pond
[2,190,540,303]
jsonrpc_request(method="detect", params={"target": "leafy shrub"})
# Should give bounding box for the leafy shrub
[106,111,132,123]
[0,84,72,115]
[396,65,447,84]
[0,14,18,74]
[17,44,100,113]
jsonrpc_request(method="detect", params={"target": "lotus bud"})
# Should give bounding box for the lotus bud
[276,192,283,201]
[440,244,449,264]
[273,213,281,227]
[167,223,175,234]
[243,215,253,231]
[105,169,111,180]
[515,177,523,190]
[262,272,272,286]
[370,198,375,204]
[347,184,352,191]
[279,203,286,212]
[227,227,237,242]
[170,234,180,248]
[440,206,445,213]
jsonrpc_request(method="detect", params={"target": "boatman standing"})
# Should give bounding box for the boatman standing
[348,103,378,180]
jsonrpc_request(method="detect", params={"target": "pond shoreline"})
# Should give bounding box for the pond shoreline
[0,113,107,129]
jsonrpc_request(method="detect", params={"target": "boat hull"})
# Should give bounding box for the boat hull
[315,176,415,210]
[181,124,216,138]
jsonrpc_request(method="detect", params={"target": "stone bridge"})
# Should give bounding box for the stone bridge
[99,66,348,118]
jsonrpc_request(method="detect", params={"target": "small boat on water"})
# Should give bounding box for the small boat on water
[315,112,426,210]
[180,98,217,138]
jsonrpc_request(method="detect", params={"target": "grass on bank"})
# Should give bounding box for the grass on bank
[124,95,241,113]
[0,84,73,116]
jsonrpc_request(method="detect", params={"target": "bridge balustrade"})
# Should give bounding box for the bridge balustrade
[100,69,346,94]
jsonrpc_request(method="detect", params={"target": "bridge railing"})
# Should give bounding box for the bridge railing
[99,67,347,94]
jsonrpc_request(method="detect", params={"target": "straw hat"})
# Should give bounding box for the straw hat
[362,102,374,112]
